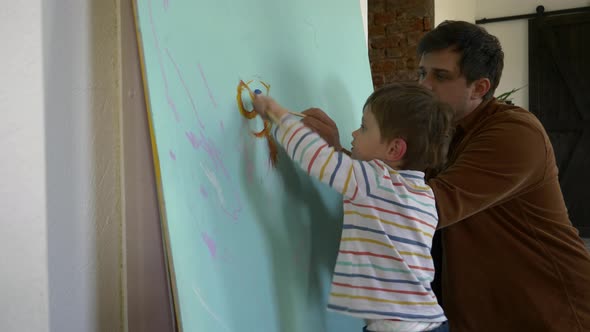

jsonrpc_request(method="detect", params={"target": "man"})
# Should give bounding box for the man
[302,21,590,331]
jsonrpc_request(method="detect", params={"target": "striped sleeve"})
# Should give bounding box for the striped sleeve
[273,115,381,199]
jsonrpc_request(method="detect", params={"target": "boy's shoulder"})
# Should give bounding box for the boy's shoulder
[364,160,430,190]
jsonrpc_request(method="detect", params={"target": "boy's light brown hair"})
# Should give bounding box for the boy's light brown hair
[364,82,454,172]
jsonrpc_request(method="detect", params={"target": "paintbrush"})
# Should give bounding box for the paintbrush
[239,80,306,121]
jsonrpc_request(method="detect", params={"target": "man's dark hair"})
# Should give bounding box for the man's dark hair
[418,20,504,100]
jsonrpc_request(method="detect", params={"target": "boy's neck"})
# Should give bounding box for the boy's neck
[382,159,403,170]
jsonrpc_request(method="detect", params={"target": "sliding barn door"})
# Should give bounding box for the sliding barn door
[529,12,590,237]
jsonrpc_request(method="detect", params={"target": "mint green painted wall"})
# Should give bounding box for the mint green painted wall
[134,1,373,331]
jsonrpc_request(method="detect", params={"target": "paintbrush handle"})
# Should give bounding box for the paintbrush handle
[288,111,306,118]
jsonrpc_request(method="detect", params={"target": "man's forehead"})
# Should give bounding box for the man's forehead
[419,50,461,70]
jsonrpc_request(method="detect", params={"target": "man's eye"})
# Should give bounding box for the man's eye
[418,71,426,79]
[436,73,448,80]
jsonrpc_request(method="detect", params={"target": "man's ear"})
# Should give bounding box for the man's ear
[386,138,407,162]
[471,78,491,99]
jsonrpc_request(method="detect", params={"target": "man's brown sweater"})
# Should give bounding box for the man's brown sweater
[429,99,590,331]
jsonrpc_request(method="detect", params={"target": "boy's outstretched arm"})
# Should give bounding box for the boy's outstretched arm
[252,94,361,197]
[251,94,289,121]
[252,94,348,154]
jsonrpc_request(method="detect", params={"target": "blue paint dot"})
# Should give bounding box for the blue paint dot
[254,89,262,95]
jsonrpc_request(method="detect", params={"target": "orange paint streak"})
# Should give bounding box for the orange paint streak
[253,120,271,138]
[236,80,257,119]
[236,80,277,167]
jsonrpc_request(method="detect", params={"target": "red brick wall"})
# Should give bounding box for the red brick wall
[368,0,434,88]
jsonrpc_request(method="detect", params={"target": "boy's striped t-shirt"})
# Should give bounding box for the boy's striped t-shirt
[273,115,446,322]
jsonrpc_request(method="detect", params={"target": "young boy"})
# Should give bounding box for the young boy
[253,83,453,332]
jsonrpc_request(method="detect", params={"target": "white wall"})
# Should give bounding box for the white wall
[0,1,123,331]
[360,0,368,45]
[435,0,476,25]
[476,0,590,109]
[43,0,123,330]
[0,2,49,331]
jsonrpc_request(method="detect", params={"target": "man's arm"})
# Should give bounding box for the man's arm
[302,108,351,155]
[429,113,549,228]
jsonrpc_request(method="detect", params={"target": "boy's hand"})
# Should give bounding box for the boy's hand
[301,108,342,151]
[252,94,287,120]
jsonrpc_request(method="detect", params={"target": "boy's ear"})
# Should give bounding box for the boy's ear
[471,78,491,99]
[386,138,407,161]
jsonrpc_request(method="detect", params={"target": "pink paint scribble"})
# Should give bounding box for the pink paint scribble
[186,130,242,220]
[163,0,169,10]
[166,48,205,129]
[148,0,180,122]
[186,131,228,178]
[220,121,225,131]
[201,232,217,258]
[169,150,176,161]
[148,1,243,222]
[198,63,218,108]
[200,185,208,198]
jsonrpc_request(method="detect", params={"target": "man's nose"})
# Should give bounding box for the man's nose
[419,76,433,90]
